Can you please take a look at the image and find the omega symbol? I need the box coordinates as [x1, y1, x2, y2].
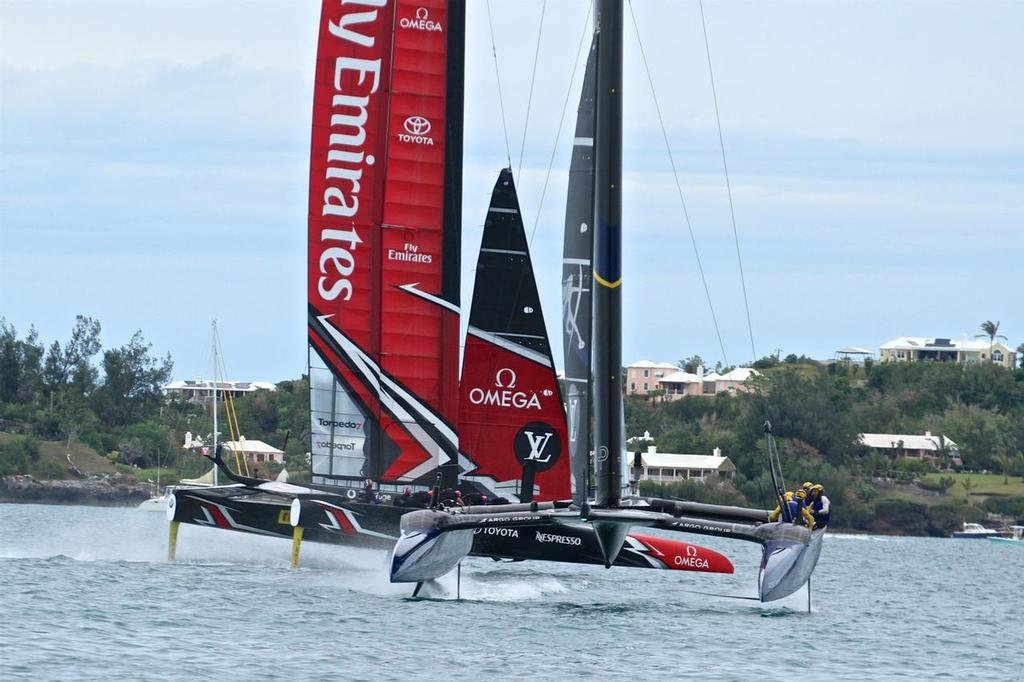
[495, 368, 517, 388]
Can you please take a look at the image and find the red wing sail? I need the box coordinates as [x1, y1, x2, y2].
[458, 169, 572, 503]
[308, 0, 461, 486]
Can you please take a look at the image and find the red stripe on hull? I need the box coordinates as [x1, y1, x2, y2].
[630, 533, 734, 574]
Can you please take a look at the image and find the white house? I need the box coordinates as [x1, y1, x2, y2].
[657, 366, 759, 401]
[859, 432, 961, 467]
[164, 379, 278, 403]
[879, 336, 1016, 369]
[633, 445, 735, 483]
[220, 439, 286, 465]
[626, 360, 680, 395]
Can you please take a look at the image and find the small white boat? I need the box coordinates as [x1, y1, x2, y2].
[952, 522, 1002, 539]
[989, 526, 1024, 546]
[137, 467, 218, 511]
[137, 489, 172, 512]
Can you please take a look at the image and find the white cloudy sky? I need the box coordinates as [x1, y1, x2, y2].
[1, 0, 1021, 381]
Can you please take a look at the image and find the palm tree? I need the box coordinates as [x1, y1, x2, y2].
[960, 476, 976, 500]
[992, 454, 1013, 485]
[976, 320, 1007, 363]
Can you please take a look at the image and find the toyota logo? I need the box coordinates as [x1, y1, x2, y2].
[404, 116, 431, 135]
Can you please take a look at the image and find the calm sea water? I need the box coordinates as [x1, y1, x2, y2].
[1, 503, 1021, 681]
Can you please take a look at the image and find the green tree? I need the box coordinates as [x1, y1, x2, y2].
[679, 355, 705, 374]
[92, 331, 173, 426]
[117, 421, 173, 469]
[992, 454, 1014, 485]
[58, 397, 98, 450]
[736, 369, 858, 471]
[41, 316, 102, 410]
[939, 403, 1015, 471]
[960, 476, 976, 500]
[0, 321, 45, 405]
[976, 320, 1007, 363]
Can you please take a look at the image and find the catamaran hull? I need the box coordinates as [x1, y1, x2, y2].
[758, 527, 825, 602]
[169, 488, 732, 574]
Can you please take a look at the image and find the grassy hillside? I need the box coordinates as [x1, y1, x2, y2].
[921, 472, 1024, 498]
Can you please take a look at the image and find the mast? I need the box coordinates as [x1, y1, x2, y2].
[211, 320, 218, 486]
[440, 0, 466, 491]
[591, 0, 625, 508]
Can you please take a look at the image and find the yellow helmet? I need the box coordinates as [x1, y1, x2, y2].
[796, 489, 807, 499]
[784, 491, 794, 500]
[802, 481, 813, 489]
[812, 484, 824, 492]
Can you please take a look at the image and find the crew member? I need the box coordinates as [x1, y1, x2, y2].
[808, 484, 831, 529]
[794, 489, 816, 527]
[769, 491, 799, 522]
[394, 487, 413, 507]
[361, 478, 377, 503]
[801, 481, 814, 498]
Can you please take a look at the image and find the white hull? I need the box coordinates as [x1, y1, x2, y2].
[137, 496, 169, 512]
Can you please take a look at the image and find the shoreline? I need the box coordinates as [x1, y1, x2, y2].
[0, 475, 150, 507]
[0, 488, 955, 538]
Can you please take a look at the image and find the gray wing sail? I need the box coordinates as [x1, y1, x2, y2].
[561, 37, 597, 505]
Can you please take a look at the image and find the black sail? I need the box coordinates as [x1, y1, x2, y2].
[459, 168, 572, 503]
[561, 37, 598, 506]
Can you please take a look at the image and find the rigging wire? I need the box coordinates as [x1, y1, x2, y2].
[627, 0, 729, 368]
[698, 0, 757, 362]
[486, 0, 513, 168]
[472, 3, 594, 438]
[212, 322, 249, 476]
[528, 2, 593, 246]
[517, 0, 548, 181]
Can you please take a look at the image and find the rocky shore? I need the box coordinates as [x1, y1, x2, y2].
[0, 475, 151, 506]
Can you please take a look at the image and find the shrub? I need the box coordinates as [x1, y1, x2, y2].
[927, 499, 985, 536]
[981, 496, 1024, 519]
[872, 498, 929, 535]
[35, 459, 67, 480]
[638, 478, 748, 506]
[0, 434, 39, 475]
[855, 481, 878, 501]
[918, 476, 955, 493]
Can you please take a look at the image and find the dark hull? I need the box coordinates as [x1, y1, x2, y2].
[169, 486, 728, 572]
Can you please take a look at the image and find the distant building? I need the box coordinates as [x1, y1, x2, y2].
[220, 439, 285, 465]
[632, 445, 735, 483]
[834, 347, 874, 363]
[164, 379, 277, 403]
[658, 366, 759, 401]
[626, 361, 680, 395]
[859, 432, 961, 467]
[879, 336, 1016, 369]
